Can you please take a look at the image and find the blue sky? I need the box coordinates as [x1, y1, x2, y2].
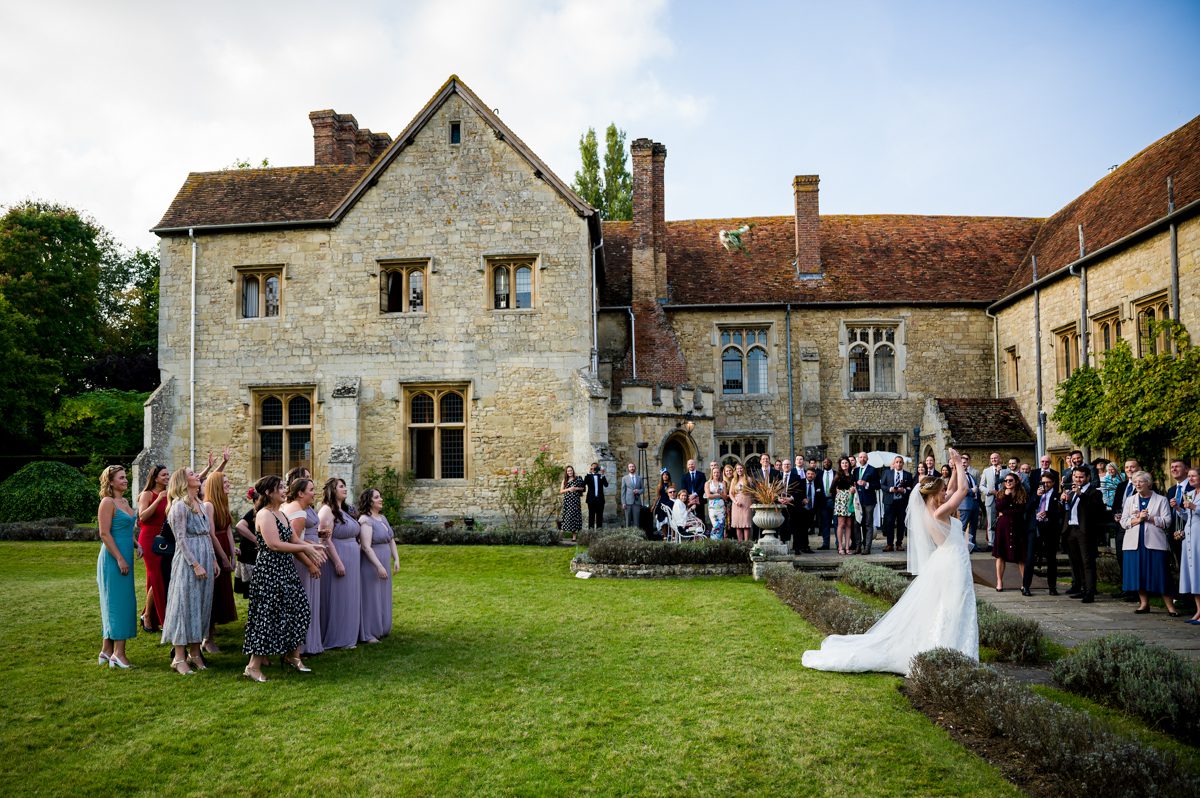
[2, 1, 1197, 249]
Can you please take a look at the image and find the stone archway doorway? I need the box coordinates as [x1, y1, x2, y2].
[660, 432, 697, 490]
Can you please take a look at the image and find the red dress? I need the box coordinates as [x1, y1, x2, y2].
[210, 523, 238, 625]
[137, 490, 168, 629]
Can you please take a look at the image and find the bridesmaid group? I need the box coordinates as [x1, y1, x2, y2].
[95, 458, 400, 681]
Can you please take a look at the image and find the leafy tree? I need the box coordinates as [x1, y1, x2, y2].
[87, 246, 159, 390]
[571, 123, 632, 220]
[0, 294, 60, 448]
[1053, 321, 1199, 476]
[601, 124, 633, 221]
[572, 128, 603, 211]
[225, 157, 271, 170]
[43, 389, 149, 479]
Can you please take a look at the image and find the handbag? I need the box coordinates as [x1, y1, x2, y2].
[151, 518, 175, 558]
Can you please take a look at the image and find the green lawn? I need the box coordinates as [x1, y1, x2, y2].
[0, 543, 1019, 797]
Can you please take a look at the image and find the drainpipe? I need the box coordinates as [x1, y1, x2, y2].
[627, 307, 637, 380]
[1068, 225, 1089, 461]
[985, 304, 1000, 399]
[590, 237, 602, 376]
[1169, 177, 1180, 321]
[1032, 255, 1045, 459]
[785, 303, 795, 458]
[189, 228, 197, 468]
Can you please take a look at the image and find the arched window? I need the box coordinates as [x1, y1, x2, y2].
[1135, 293, 1171, 356]
[408, 387, 467, 479]
[253, 389, 314, 477]
[515, 266, 532, 309]
[719, 327, 769, 394]
[846, 324, 900, 394]
[242, 274, 259, 318]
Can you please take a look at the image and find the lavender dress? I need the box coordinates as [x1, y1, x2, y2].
[359, 515, 394, 642]
[291, 506, 323, 656]
[320, 509, 362, 649]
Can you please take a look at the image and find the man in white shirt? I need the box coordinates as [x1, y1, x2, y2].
[978, 452, 1008, 550]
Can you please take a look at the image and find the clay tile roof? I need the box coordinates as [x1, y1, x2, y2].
[936, 398, 1035, 446]
[601, 214, 1041, 306]
[1000, 113, 1200, 298]
[153, 165, 368, 232]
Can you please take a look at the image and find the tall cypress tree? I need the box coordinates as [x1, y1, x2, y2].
[602, 124, 632, 221]
[572, 127, 603, 211]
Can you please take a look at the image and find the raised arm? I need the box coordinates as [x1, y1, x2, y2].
[932, 449, 968, 523]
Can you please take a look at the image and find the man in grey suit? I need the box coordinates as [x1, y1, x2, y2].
[619, 463, 645, 528]
[978, 451, 1009, 550]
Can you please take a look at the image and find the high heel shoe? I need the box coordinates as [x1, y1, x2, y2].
[242, 667, 267, 683]
[283, 656, 312, 673]
[283, 652, 312, 672]
[202, 638, 221, 654]
[109, 654, 132, 669]
[186, 654, 207, 671]
[98, 652, 110, 665]
[171, 657, 193, 675]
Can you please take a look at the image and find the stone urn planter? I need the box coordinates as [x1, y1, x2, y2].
[751, 503, 787, 556]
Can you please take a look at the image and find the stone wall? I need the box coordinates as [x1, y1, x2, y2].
[570, 557, 750, 578]
[665, 305, 996, 463]
[153, 92, 602, 523]
[995, 216, 1198, 458]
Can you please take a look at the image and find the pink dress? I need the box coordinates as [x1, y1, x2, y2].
[731, 482, 753, 528]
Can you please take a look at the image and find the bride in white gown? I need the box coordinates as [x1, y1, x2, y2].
[802, 447, 979, 675]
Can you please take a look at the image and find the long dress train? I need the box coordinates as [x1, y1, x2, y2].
[802, 496, 978, 675]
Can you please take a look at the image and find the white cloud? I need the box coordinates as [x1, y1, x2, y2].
[0, 0, 707, 249]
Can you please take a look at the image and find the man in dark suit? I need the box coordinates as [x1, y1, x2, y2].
[1023, 471, 1064, 595]
[797, 466, 825, 553]
[1109, 458, 1143, 595]
[818, 457, 835, 549]
[777, 458, 805, 552]
[880, 455, 912, 552]
[750, 453, 781, 541]
[852, 451, 880, 554]
[1061, 465, 1105, 602]
[584, 462, 609, 529]
[1029, 454, 1060, 495]
[679, 458, 706, 528]
[1166, 458, 1191, 604]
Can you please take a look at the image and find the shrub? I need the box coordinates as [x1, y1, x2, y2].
[392, 524, 562, 546]
[765, 567, 882, 635]
[361, 465, 412, 523]
[1053, 634, 1200, 744]
[576, 526, 644, 547]
[975, 599, 1045, 663]
[497, 450, 563, 530]
[908, 648, 1199, 798]
[836, 559, 910, 603]
[587, 537, 752, 566]
[0, 461, 96, 523]
[1096, 550, 1122, 584]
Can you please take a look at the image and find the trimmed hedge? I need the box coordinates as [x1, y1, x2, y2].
[1052, 634, 1200, 745]
[576, 526, 645, 547]
[908, 648, 1199, 798]
[0, 461, 96, 524]
[586, 537, 752, 566]
[837, 559, 1046, 663]
[764, 566, 882, 635]
[0, 517, 97, 541]
[393, 525, 562, 546]
[836, 559, 910, 603]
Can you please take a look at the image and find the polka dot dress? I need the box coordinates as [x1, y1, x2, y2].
[243, 511, 310, 656]
[560, 476, 584, 533]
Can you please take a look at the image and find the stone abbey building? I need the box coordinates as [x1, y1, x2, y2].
[142, 76, 1199, 522]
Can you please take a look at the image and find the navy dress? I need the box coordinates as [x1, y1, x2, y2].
[1122, 496, 1168, 594]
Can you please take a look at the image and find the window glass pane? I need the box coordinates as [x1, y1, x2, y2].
[261, 397, 283, 426]
[747, 347, 767, 393]
[515, 267, 532, 309]
[885, 328, 895, 343]
[720, 330, 730, 346]
[260, 430, 283, 477]
[385, 270, 404, 312]
[264, 275, 280, 317]
[722, 348, 743, 394]
[411, 429, 434, 479]
[287, 430, 311, 473]
[440, 392, 464, 424]
[874, 344, 895, 392]
[493, 268, 509, 309]
[719, 440, 729, 456]
[440, 428, 465, 479]
[849, 345, 870, 392]
[732, 331, 742, 346]
[288, 396, 311, 426]
[409, 270, 424, 311]
[242, 275, 259, 318]
[411, 393, 434, 424]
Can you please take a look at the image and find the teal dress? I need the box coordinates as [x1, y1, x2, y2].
[97, 505, 138, 640]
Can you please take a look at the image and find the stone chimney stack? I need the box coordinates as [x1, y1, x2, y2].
[310, 110, 392, 165]
[793, 174, 821, 275]
[631, 138, 669, 302]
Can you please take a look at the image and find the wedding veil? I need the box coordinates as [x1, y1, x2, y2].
[905, 496, 935, 575]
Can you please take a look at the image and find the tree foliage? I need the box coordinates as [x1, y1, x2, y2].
[0, 293, 60, 447]
[0, 460, 96, 524]
[88, 246, 159, 390]
[1052, 321, 1198, 475]
[571, 123, 632, 220]
[43, 390, 150, 479]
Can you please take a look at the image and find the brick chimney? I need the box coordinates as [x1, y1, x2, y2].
[631, 138, 668, 302]
[793, 174, 821, 275]
[310, 110, 392, 165]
